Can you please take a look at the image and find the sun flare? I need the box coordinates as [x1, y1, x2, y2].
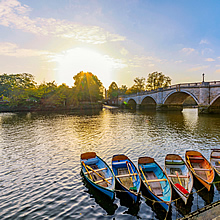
[52, 47, 126, 88]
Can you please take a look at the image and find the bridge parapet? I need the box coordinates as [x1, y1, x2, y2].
[118, 81, 220, 114]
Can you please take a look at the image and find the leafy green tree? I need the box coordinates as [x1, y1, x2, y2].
[107, 82, 119, 98]
[73, 71, 103, 102]
[125, 77, 146, 95]
[146, 71, 171, 90]
[119, 85, 127, 95]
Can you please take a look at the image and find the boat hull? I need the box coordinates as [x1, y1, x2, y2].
[81, 152, 115, 200]
[112, 154, 141, 203]
[138, 157, 172, 212]
[185, 150, 214, 191]
[164, 154, 193, 205]
[210, 149, 220, 176]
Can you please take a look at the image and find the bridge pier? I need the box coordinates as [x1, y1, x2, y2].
[198, 105, 210, 114]
[156, 104, 183, 112]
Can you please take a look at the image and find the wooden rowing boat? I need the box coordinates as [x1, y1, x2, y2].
[210, 149, 220, 176]
[112, 154, 141, 203]
[81, 152, 115, 199]
[164, 154, 193, 204]
[185, 150, 215, 191]
[138, 157, 172, 212]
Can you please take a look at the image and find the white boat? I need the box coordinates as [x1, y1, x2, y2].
[210, 149, 220, 176]
[165, 154, 193, 204]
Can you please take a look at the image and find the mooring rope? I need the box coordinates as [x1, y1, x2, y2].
[114, 179, 220, 205]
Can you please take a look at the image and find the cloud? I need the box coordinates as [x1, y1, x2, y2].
[205, 58, 215, 62]
[188, 65, 209, 72]
[215, 69, 220, 73]
[0, 0, 125, 44]
[0, 42, 50, 57]
[199, 39, 209, 44]
[181, 48, 195, 55]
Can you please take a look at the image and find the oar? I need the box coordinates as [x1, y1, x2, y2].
[86, 165, 111, 184]
[187, 156, 195, 173]
[186, 172, 189, 190]
[139, 166, 151, 191]
[82, 161, 92, 180]
[128, 162, 137, 181]
[126, 161, 134, 183]
[175, 171, 182, 186]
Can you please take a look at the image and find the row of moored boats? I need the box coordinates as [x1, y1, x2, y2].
[80, 149, 220, 212]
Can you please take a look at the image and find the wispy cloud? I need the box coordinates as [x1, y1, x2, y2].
[188, 65, 209, 72]
[180, 48, 195, 55]
[0, 42, 50, 57]
[129, 55, 162, 68]
[215, 69, 220, 73]
[0, 0, 125, 44]
[205, 58, 215, 62]
[199, 39, 209, 44]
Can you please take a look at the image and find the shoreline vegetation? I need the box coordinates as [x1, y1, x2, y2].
[0, 72, 104, 113]
[0, 71, 174, 114]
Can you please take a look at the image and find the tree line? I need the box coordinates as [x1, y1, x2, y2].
[107, 71, 171, 99]
[0, 71, 171, 108]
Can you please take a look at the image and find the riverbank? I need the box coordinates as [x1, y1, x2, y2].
[0, 102, 102, 112]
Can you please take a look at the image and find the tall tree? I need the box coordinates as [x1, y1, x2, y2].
[146, 71, 171, 90]
[73, 71, 103, 102]
[107, 82, 119, 98]
[125, 77, 146, 94]
[119, 85, 127, 95]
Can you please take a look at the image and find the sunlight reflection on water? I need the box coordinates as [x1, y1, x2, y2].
[0, 109, 220, 219]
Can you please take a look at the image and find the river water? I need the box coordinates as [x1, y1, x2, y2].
[0, 108, 220, 219]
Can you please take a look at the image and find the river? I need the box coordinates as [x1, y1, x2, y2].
[0, 108, 220, 219]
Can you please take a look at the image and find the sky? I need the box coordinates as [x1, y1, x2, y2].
[0, 0, 220, 88]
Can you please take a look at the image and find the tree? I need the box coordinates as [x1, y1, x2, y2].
[146, 71, 171, 90]
[73, 71, 103, 102]
[119, 85, 127, 95]
[125, 77, 146, 95]
[107, 82, 119, 98]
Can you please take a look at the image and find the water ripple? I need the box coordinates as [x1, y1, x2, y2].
[0, 109, 220, 219]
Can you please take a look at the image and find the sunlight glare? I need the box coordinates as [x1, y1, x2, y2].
[53, 48, 126, 88]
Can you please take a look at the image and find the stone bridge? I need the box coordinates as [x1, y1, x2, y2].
[118, 81, 220, 113]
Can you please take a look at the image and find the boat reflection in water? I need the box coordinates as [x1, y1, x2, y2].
[172, 186, 193, 217]
[81, 174, 118, 216]
[193, 176, 214, 206]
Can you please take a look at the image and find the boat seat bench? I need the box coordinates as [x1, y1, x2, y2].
[94, 177, 113, 184]
[188, 157, 204, 160]
[193, 168, 212, 171]
[211, 156, 220, 159]
[116, 173, 138, 178]
[168, 174, 189, 178]
[145, 178, 167, 183]
[85, 167, 107, 174]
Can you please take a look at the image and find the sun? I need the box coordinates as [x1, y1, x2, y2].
[52, 47, 126, 88]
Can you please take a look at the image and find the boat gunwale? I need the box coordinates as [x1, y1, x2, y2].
[164, 153, 193, 202]
[138, 156, 172, 206]
[185, 150, 215, 190]
[112, 154, 141, 198]
[81, 153, 115, 197]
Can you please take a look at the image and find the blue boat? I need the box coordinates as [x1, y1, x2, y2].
[112, 154, 141, 203]
[138, 157, 172, 212]
[81, 152, 115, 199]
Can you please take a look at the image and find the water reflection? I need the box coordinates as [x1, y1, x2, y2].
[81, 174, 118, 216]
[1, 109, 220, 219]
[193, 177, 214, 206]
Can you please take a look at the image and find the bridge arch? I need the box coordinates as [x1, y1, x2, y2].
[140, 96, 157, 110]
[163, 91, 199, 105]
[209, 94, 220, 113]
[127, 98, 137, 109]
[210, 94, 220, 106]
